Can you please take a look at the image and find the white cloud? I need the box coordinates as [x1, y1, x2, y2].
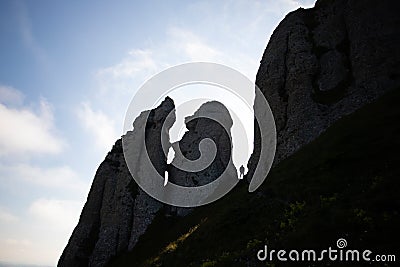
[0, 163, 88, 195]
[0, 208, 18, 223]
[0, 237, 49, 266]
[95, 49, 158, 95]
[15, 1, 49, 68]
[98, 49, 157, 79]
[0, 85, 83, 265]
[29, 198, 82, 232]
[0, 238, 35, 264]
[94, 26, 256, 102]
[0, 87, 65, 157]
[168, 27, 221, 62]
[77, 102, 119, 152]
[0, 85, 24, 106]
[0, 198, 83, 266]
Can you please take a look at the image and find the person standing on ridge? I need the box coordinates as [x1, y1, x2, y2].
[239, 165, 245, 179]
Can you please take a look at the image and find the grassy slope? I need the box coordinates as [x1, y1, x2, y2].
[109, 88, 400, 267]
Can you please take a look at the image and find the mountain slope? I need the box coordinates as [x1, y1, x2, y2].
[108, 87, 400, 266]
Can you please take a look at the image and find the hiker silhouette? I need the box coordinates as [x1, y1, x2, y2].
[239, 165, 245, 179]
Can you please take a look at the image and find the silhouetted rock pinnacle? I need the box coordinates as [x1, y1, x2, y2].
[58, 98, 236, 266]
[58, 97, 174, 267]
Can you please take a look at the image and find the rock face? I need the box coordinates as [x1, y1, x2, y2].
[59, 99, 236, 266]
[169, 101, 235, 187]
[247, 0, 400, 180]
[124, 97, 175, 250]
[168, 101, 237, 216]
[58, 97, 175, 267]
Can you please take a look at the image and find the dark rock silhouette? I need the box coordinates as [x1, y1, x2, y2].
[167, 101, 237, 216]
[169, 101, 235, 187]
[58, 99, 236, 266]
[58, 97, 174, 267]
[246, 0, 399, 181]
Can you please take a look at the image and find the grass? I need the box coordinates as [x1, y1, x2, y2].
[108, 88, 400, 267]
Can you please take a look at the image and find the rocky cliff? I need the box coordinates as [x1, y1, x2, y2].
[59, 0, 399, 266]
[247, 0, 399, 181]
[169, 101, 235, 187]
[58, 99, 236, 266]
[168, 101, 237, 216]
[58, 97, 175, 267]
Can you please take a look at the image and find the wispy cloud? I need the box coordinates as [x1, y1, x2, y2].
[93, 26, 257, 106]
[0, 85, 85, 265]
[0, 164, 88, 195]
[97, 49, 157, 79]
[76, 102, 119, 152]
[14, 1, 48, 67]
[0, 86, 65, 157]
[0, 198, 82, 266]
[0, 85, 24, 106]
[167, 27, 221, 62]
[0, 208, 18, 223]
[92, 49, 162, 125]
[29, 198, 83, 232]
[0, 238, 34, 263]
[89, 0, 310, 147]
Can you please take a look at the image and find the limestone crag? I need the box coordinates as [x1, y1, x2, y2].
[168, 101, 237, 216]
[247, 0, 400, 181]
[169, 101, 235, 187]
[58, 99, 237, 266]
[58, 98, 175, 267]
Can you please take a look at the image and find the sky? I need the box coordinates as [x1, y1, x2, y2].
[0, 0, 315, 266]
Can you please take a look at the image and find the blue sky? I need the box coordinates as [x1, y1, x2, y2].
[0, 0, 315, 265]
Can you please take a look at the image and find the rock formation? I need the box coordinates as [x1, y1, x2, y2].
[58, 97, 174, 267]
[58, 99, 236, 266]
[247, 0, 400, 181]
[168, 101, 237, 216]
[60, 0, 400, 266]
[169, 101, 235, 187]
